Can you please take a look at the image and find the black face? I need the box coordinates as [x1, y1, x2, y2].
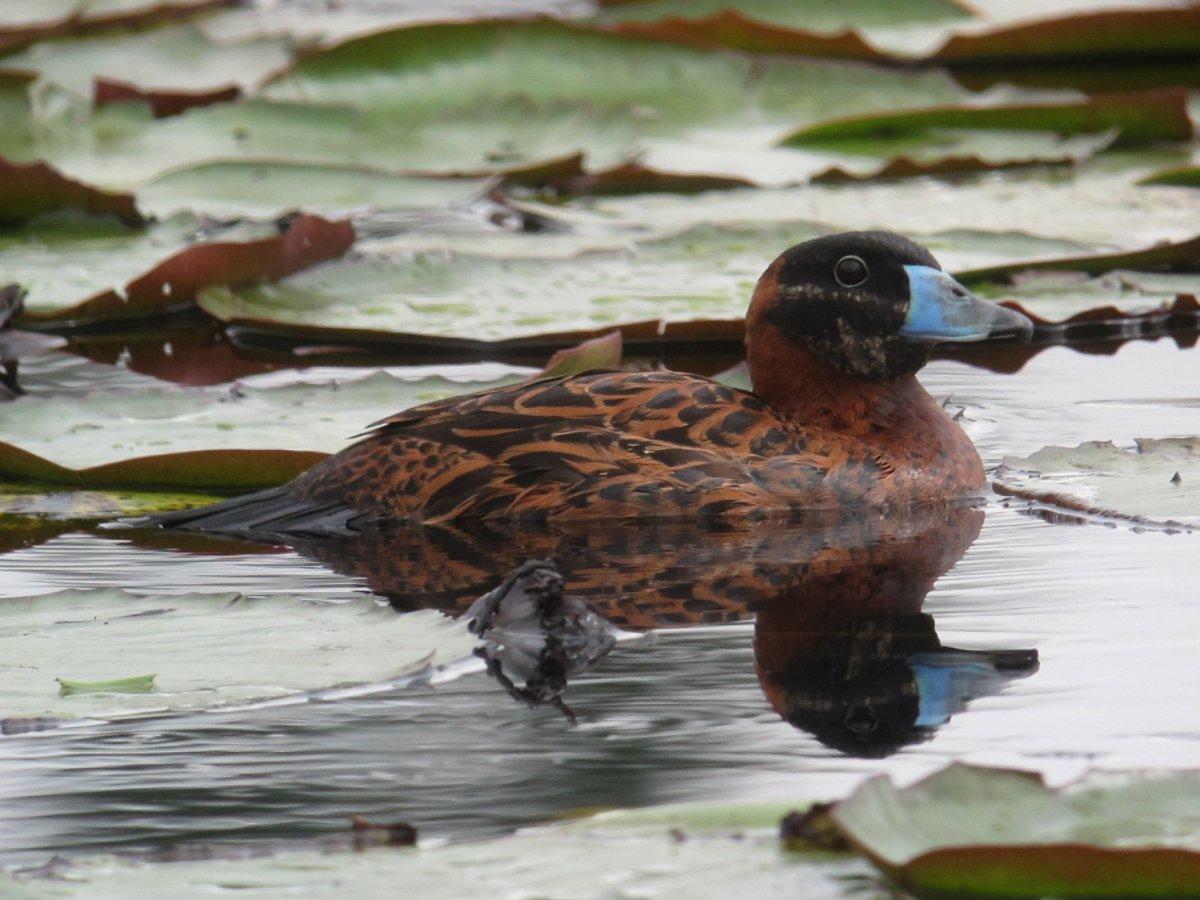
[764, 231, 940, 381]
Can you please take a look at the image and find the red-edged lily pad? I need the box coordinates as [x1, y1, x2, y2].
[0, 155, 142, 226]
[831, 764, 1200, 898]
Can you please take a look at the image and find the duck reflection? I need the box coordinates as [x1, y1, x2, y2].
[140, 503, 1038, 756]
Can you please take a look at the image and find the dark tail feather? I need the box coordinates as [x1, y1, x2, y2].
[121, 487, 368, 538]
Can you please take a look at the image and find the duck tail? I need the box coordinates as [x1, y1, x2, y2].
[115, 486, 367, 538]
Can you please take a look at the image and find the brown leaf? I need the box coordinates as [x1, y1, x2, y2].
[0, 156, 143, 227]
[93, 77, 241, 120]
[20, 214, 355, 329]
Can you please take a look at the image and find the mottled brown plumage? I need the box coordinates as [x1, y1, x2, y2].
[154, 232, 1030, 533]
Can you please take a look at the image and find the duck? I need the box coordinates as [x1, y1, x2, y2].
[152, 231, 1032, 535]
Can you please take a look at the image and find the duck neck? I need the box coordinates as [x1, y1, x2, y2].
[745, 326, 934, 437]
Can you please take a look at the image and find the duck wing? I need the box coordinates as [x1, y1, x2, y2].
[147, 370, 828, 535]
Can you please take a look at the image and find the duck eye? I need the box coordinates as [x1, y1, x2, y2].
[834, 255, 869, 288]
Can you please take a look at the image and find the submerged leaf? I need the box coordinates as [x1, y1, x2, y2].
[831, 764, 1200, 897]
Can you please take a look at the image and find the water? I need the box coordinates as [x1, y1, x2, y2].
[0, 337, 1197, 868]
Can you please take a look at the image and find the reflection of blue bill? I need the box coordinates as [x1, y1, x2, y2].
[910, 653, 1006, 728]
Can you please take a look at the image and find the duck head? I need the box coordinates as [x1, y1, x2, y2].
[746, 231, 1033, 384]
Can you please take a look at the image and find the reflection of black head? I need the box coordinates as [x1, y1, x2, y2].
[770, 614, 937, 758]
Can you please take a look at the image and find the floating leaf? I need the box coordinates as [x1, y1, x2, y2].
[0, 365, 528, 489]
[197, 222, 828, 345]
[56, 673, 156, 696]
[93, 77, 240, 119]
[0, 588, 477, 726]
[198, 217, 1197, 347]
[15, 212, 354, 327]
[781, 90, 1193, 152]
[809, 152, 1077, 184]
[931, 7, 1200, 67]
[1, 811, 869, 893]
[831, 764, 1200, 898]
[0, 0, 234, 55]
[0, 155, 142, 226]
[958, 234, 1200, 286]
[995, 437, 1200, 528]
[0, 23, 287, 100]
[138, 160, 488, 220]
[539, 330, 623, 377]
[1140, 166, 1200, 188]
[0, 485, 221, 520]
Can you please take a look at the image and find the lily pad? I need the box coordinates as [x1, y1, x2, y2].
[781, 90, 1193, 153]
[1140, 166, 1200, 188]
[0, 155, 142, 226]
[198, 214, 1198, 346]
[831, 764, 1200, 898]
[11, 212, 353, 326]
[1, 812, 867, 895]
[197, 221, 828, 344]
[0, 365, 529, 489]
[0, 588, 477, 726]
[0, 0, 232, 54]
[930, 6, 1200, 67]
[56, 673, 156, 696]
[994, 437, 1200, 528]
[93, 77, 240, 119]
[137, 160, 489, 220]
[0, 24, 288, 99]
[0, 484, 221, 519]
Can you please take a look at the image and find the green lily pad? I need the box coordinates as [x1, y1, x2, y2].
[56, 673, 156, 695]
[1140, 165, 1200, 188]
[0, 24, 289, 99]
[0, 365, 529, 488]
[198, 221, 829, 343]
[1, 812, 868, 895]
[594, 0, 971, 33]
[781, 90, 1193, 153]
[0, 484, 220, 519]
[138, 159, 489, 220]
[0, 0, 232, 53]
[198, 210, 1197, 346]
[995, 437, 1200, 528]
[831, 764, 1200, 898]
[2, 14, 1163, 194]
[0, 588, 477, 725]
[9, 212, 353, 326]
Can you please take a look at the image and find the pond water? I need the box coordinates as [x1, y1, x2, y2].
[0, 336, 1196, 868]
